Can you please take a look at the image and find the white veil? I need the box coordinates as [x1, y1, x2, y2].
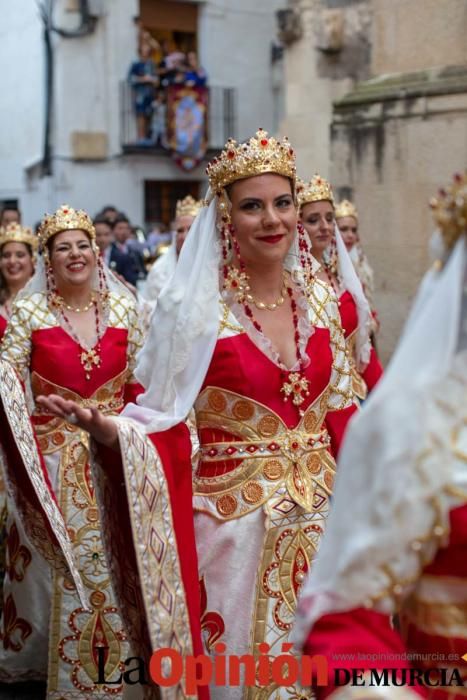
[293, 232, 467, 645]
[124, 192, 221, 432]
[143, 237, 178, 301]
[16, 251, 136, 305]
[333, 225, 372, 366]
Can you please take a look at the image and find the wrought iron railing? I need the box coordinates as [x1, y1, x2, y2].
[120, 82, 237, 152]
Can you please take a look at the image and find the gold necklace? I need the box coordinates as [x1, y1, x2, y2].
[61, 293, 96, 313]
[244, 274, 288, 311]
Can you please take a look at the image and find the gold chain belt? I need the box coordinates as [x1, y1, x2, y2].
[200, 429, 331, 462]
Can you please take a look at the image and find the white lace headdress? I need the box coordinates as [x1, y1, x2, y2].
[297, 176, 371, 366]
[333, 224, 372, 366]
[17, 203, 135, 306]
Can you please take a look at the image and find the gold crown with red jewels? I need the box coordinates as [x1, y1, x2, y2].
[0, 223, 38, 253]
[38, 204, 96, 246]
[206, 128, 296, 193]
[175, 195, 204, 219]
[296, 174, 334, 208]
[430, 172, 467, 250]
[335, 199, 358, 221]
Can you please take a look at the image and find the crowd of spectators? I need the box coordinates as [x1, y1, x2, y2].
[93, 206, 174, 289]
[128, 26, 207, 145]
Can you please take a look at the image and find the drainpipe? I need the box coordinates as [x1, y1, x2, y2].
[38, 0, 98, 176]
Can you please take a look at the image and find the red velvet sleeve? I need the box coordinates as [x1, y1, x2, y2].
[123, 380, 144, 405]
[95, 423, 209, 700]
[362, 347, 383, 393]
[304, 608, 427, 698]
[324, 403, 357, 458]
[151, 425, 206, 669]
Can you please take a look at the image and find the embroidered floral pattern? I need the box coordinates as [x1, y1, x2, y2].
[6, 522, 32, 582]
[0, 595, 33, 652]
[199, 576, 225, 652]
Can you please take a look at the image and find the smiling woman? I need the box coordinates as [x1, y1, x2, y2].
[0, 224, 37, 339]
[298, 175, 383, 401]
[33, 132, 359, 700]
[0, 205, 145, 697]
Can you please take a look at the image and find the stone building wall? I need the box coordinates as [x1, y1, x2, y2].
[330, 0, 467, 361]
[281, 0, 467, 362]
[279, 0, 372, 177]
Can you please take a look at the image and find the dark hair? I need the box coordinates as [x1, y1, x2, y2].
[94, 214, 112, 227]
[114, 213, 130, 225]
[0, 205, 21, 225]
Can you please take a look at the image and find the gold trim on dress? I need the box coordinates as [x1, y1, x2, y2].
[92, 419, 195, 698]
[193, 386, 336, 518]
[31, 369, 128, 453]
[0, 360, 86, 605]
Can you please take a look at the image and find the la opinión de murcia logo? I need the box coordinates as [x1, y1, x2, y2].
[95, 644, 467, 694]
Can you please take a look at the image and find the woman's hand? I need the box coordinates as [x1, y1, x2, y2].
[36, 394, 119, 450]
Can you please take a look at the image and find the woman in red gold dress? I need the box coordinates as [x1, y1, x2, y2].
[335, 199, 377, 312]
[145, 195, 203, 301]
[298, 176, 383, 400]
[0, 223, 38, 613]
[0, 223, 37, 339]
[38, 131, 357, 700]
[294, 173, 467, 699]
[0, 205, 143, 697]
[335, 198, 381, 341]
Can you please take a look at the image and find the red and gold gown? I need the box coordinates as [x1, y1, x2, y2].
[0, 290, 143, 699]
[302, 354, 467, 699]
[338, 290, 383, 400]
[0, 309, 8, 610]
[92, 278, 358, 700]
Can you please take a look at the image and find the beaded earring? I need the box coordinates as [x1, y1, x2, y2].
[96, 254, 110, 305]
[297, 222, 315, 288]
[222, 223, 249, 300]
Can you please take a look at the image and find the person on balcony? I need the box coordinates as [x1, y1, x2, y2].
[184, 51, 208, 87]
[150, 90, 168, 147]
[128, 41, 159, 144]
[158, 46, 187, 88]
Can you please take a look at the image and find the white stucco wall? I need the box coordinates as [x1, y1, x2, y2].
[1, 0, 284, 226]
[198, 0, 284, 141]
[0, 3, 44, 199]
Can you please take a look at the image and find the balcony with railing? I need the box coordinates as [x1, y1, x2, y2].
[120, 81, 237, 159]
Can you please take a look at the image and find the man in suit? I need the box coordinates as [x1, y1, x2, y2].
[112, 214, 147, 286]
[94, 215, 137, 285]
